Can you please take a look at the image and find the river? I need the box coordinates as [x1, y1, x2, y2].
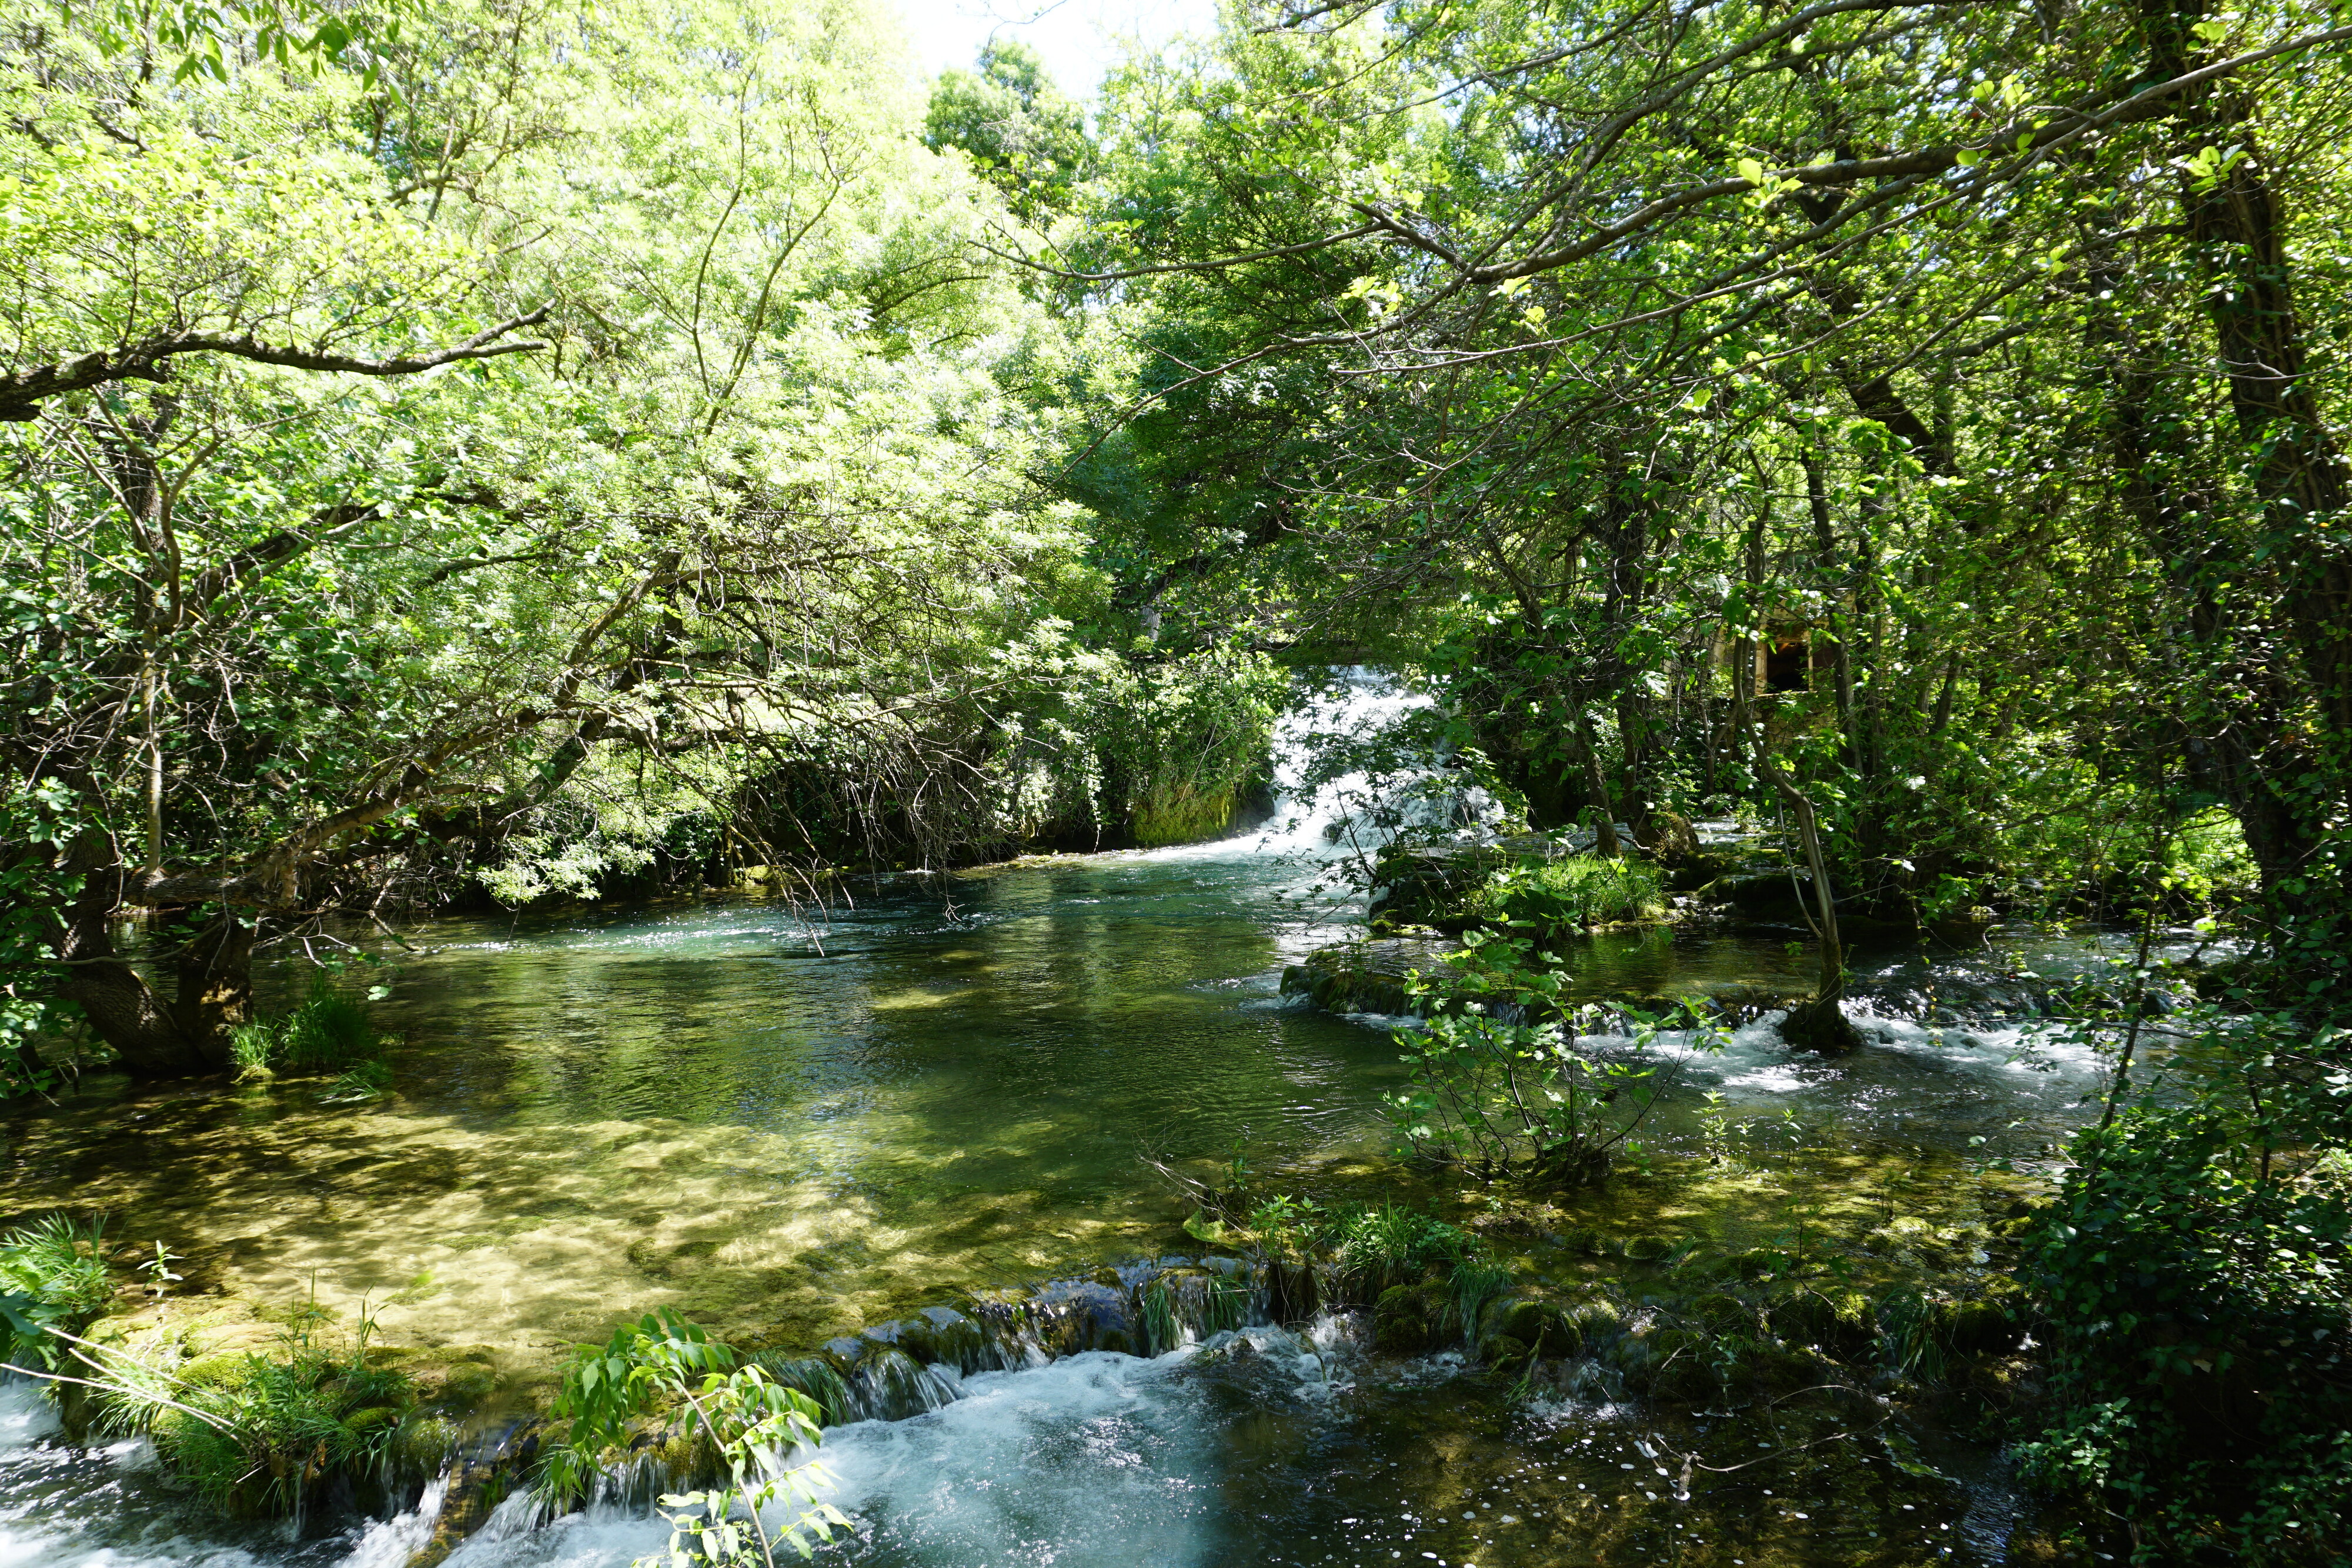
[0, 677, 2156, 1566]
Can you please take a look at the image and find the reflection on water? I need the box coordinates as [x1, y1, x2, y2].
[1, 850, 1412, 1358]
[1, 844, 2156, 1359]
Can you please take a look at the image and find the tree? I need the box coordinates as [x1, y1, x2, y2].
[0, 0, 1131, 1081]
[924, 39, 1091, 225]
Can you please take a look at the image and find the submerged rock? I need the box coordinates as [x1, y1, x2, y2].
[1496, 1299, 1582, 1358]
[1279, 935, 1460, 1016]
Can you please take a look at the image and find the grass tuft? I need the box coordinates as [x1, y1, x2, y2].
[0, 1213, 113, 1368]
[229, 982, 389, 1084]
[1462, 854, 1666, 937]
[92, 1298, 418, 1518]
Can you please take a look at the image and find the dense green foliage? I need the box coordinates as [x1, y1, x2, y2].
[1455, 855, 1666, 938]
[1, 0, 2349, 1554]
[540, 1310, 842, 1566]
[0, 0, 1277, 1086]
[1058, 5, 2352, 1539]
[2020, 1011, 2352, 1562]
[1389, 934, 1726, 1182]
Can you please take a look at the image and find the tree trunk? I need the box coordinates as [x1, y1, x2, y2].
[1802, 446, 1860, 768]
[1737, 509, 1860, 1054]
[1573, 711, 1623, 857]
[2134, 0, 2352, 913]
[49, 830, 238, 1077]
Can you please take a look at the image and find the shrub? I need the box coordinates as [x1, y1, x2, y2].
[2017, 1012, 2352, 1564]
[539, 1310, 846, 1567]
[1449, 1259, 1512, 1346]
[228, 1021, 276, 1081]
[1387, 932, 1725, 1183]
[92, 1300, 416, 1517]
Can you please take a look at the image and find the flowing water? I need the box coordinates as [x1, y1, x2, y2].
[0, 674, 2155, 1564]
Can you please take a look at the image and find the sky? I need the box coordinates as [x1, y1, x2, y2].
[888, 0, 1220, 98]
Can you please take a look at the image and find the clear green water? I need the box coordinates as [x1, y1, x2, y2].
[4, 848, 1414, 1360]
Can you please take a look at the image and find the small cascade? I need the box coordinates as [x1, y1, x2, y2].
[1250, 668, 1505, 857]
[750, 1256, 1261, 1430]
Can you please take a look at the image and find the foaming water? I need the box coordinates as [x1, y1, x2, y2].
[424, 1314, 2014, 1568]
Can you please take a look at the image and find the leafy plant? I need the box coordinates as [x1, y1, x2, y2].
[1385, 931, 1726, 1183]
[1244, 1193, 1322, 1256]
[2018, 1010, 2352, 1563]
[0, 1213, 113, 1369]
[539, 1310, 846, 1566]
[281, 985, 382, 1072]
[1459, 855, 1666, 937]
[138, 1242, 183, 1300]
[91, 1293, 415, 1517]
[228, 1021, 277, 1081]
[1326, 1202, 1476, 1297]
[222, 984, 388, 1083]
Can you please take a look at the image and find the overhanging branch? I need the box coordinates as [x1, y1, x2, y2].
[0, 305, 554, 422]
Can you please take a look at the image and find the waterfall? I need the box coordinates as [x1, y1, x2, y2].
[1250, 667, 1505, 856]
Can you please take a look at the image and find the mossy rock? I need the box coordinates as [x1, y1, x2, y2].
[342, 1405, 402, 1438]
[1568, 1299, 1622, 1339]
[1561, 1226, 1623, 1258]
[1373, 1284, 1436, 1355]
[1946, 1297, 2024, 1355]
[1497, 1300, 1582, 1358]
[178, 1350, 258, 1390]
[1684, 1291, 1753, 1334]
[435, 1360, 500, 1405]
[1478, 1331, 1534, 1373]
[1623, 1233, 1680, 1263]
[1748, 1343, 1826, 1395]
[1649, 1335, 1718, 1402]
[391, 1415, 459, 1473]
[1768, 1288, 1875, 1351]
[1646, 1326, 1698, 1360]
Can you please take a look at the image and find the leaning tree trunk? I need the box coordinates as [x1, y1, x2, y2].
[50, 831, 242, 1076]
[1768, 774, 1862, 1055]
[1736, 523, 1862, 1054]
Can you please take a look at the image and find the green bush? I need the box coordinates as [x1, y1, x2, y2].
[1450, 1259, 1512, 1347]
[1460, 854, 1665, 938]
[539, 1310, 846, 1565]
[2018, 1013, 2352, 1564]
[1388, 932, 1724, 1182]
[95, 1303, 416, 1517]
